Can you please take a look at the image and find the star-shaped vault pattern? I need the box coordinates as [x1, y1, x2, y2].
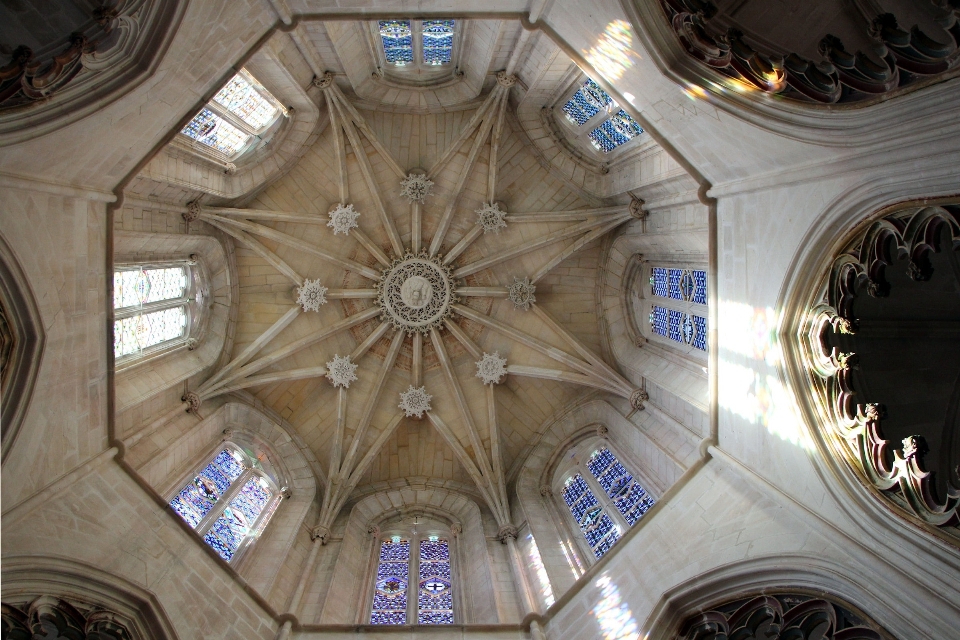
[186, 78, 641, 535]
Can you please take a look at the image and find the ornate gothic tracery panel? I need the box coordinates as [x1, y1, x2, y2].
[802, 201, 960, 541]
[678, 592, 894, 639]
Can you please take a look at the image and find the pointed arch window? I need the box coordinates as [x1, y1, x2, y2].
[648, 266, 708, 352]
[377, 19, 458, 70]
[179, 69, 285, 159]
[113, 263, 203, 362]
[558, 77, 644, 154]
[556, 441, 656, 560]
[370, 532, 456, 625]
[168, 444, 282, 562]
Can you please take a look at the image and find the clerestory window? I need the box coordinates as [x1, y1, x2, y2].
[559, 77, 644, 154]
[377, 19, 458, 71]
[179, 69, 285, 160]
[648, 266, 708, 352]
[370, 531, 455, 625]
[113, 262, 204, 363]
[168, 444, 283, 562]
[556, 441, 656, 560]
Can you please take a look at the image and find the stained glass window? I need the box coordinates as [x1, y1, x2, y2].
[170, 449, 247, 529]
[422, 20, 455, 65]
[114, 267, 186, 309]
[371, 538, 411, 624]
[213, 74, 279, 130]
[180, 108, 250, 156]
[692, 269, 707, 305]
[114, 307, 186, 357]
[379, 20, 414, 66]
[203, 475, 274, 561]
[561, 474, 620, 559]
[651, 268, 706, 304]
[586, 448, 656, 527]
[651, 267, 668, 298]
[418, 538, 454, 624]
[651, 305, 668, 337]
[588, 110, 643, 153]
[562, 79, 614, 126]
[649, 305, 706, 351]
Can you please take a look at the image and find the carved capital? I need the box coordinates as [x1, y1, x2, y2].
[633, 334, 648, 347]
[629, 196, 648, 220]
[596, 424, 609, 438]
[367, 524, 381, 538]
[182, 391, 202, 415]
[450, 523, 462, 537]
[312, 71, 335, 89]
[281, 487, 292, 499]
[539, 485, 553, 497]
[311, 525, 331, 543]
[183, 200, 202, 222]
[630, 389, 649, 410]
[224, 162, 237, 175]
[496, 524, 518, 543]
[496, 70, 518, 87]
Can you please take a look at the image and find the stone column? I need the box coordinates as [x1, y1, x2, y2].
[285, 525, 329, 620]
[497, 524, 537, 618]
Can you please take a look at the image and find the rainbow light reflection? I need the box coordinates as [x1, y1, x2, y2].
[583, 20, 636, 82]
[718, 302, 812, 449]
[525, 533, 555, 607]
[592, 575, 639, 640]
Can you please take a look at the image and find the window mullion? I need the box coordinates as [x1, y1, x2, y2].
[409, 535, 420, 623]
[205, 100, 258, 136]
[413, 20, 423, 69]
[585, 456, 631, 534]
[197, 468, 251, 536]
[114, 297, 188, 320]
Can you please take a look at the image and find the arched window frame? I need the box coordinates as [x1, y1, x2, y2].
[369, 19, 463, 83]
[553, 74, 645, 159]
[166, 441, 284, 564]
[364, 521, 460, 626]
[175, 68, 287, 165]
[640, 261, 709, 359]
[113, 258, 209, 370]
[551, 435, 657, 564]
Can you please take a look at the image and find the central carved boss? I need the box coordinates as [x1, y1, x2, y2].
[377, 254, 456, 333]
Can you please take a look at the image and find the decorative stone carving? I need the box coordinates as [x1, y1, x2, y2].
[311, 525, 331, 543]
[1, 595, 133, 640]
[450, 523, 462, 537]
[400, 173, 434, 203]
[183, 200, 202, 222]
[281, 486, 293, 499]
[327, 203, 360, 236]
[377, 254, 456, 334]
[185, 337, 198, 351]
[399, 385, 432, 418]
[325, 354, 358, 388]
[678, 592, 893, 640]
[629, 196, 648, 220]
[630, 389, 649, 410]
[496, 71, 518, 87]
[224, 162, 237, 175]
[475, 352, 508, 385]
[539, 485, 553, 497]
[596, 424, 609, 438]
[312, 71, 335, 89]
[297, 279, 328, 312]
[508, 277, 536, 310]
[476, 202, 508, 234]
[659, 0, 960, 105]
[182, 391, 202, 415]
[803, 204, 960, 533]
[367, 524, 381, 538]
[496, 524, 518, 543]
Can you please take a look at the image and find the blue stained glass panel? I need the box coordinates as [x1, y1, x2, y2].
[563, 474, 619, 557]
[418, 538, 453, 624]
[651, 267, 668, 298]
[587, 448, 656, 527]
[651, 305, 668, 337]
[692, 315, 707, 351]
[668, 269, 683, 300]
[592, 526, 620, 558]
[589, 110, 643, 153]
[230, 477, 272, 523]
[692, 269, 707, 305]
[669, 309, 685, 343]
[422, 19, 455, 65]
[379, 20, 413, 65]
[180, 108, 250, 155]
[562, 78, 613, 126]
[213, 449, 246, 481]
[203, 506, 250, 561]
[372, 539, 410, 625]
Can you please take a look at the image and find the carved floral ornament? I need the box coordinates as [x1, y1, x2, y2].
[1, 595, 133, 640]
[659, 0, 960, 105]
[802, 204, 960, 538]
[678, 592, 893, 640]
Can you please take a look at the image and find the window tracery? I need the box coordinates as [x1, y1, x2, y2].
[559, 77, 644, 154]
[376, 19, 458, 71]
[646, 266, 708, 352]
[555, 439, 656, 560]
[179, 69, 283, 160]
[370, 529, 456, 625]
[113, 263, 203, 361]
[168, 444, 282, 562]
